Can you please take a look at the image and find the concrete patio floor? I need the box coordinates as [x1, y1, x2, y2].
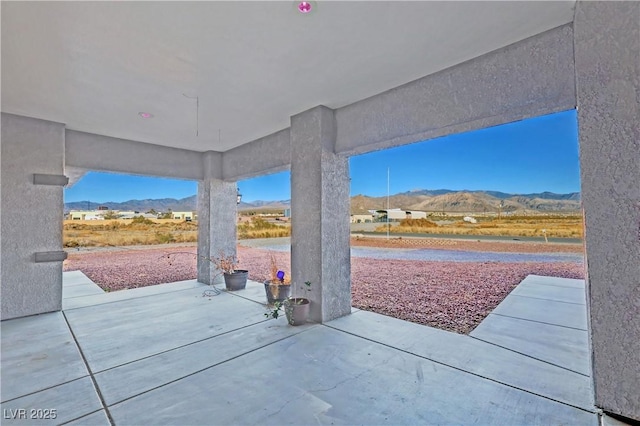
[1, 272, 598, 425]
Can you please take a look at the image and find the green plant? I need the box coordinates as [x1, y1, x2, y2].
[265, 281, 311, 319]
[101, 210, 121, 220]
[265, 300, 284, 319]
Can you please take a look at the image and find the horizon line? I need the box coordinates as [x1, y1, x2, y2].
[64, 188, 581, 205]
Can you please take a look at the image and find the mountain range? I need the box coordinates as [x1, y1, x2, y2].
[350, 190, 580, 214]
[65, 189, 580, 214]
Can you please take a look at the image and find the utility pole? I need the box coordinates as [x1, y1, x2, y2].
[387, 167, 390, 240]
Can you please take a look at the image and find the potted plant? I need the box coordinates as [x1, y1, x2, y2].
[209, 251, 248, 291]
[265, 281, 311, 326]
[263, 254, 291, 304]
[162, 250, 248, 294]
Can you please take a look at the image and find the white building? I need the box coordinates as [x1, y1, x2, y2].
[67, 210, 105, 220]
[172, 211, 197, 221]
[373, 209, 428, 221]
[350, 214, 373, 224]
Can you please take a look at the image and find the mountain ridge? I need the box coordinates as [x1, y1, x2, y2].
[65, 189, 580, 213]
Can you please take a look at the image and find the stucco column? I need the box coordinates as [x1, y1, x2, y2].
[574, 1, 640, 421]
[290, 106, 351, 323]
[1, 114, 67, 320]
[197, 151, 237, 284]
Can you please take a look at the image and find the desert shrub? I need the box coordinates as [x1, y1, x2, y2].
[126, 223, 153, 231]
[131, 216, 155, 225]
[237, 217, 291, 239]
[65, 240, 80, 248]
[172, 232, 198, 243]
[171, 222, 198, 231]
[247, 217, 279, 230]
[478, 222, 498, 228]
[398, 218, 438, 228]
[103, 222, 122, 231]
[102, 211, 121, 220]
[155, 232, 176, 244]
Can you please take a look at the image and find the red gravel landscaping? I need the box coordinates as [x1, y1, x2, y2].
[64, 242, 585, 334]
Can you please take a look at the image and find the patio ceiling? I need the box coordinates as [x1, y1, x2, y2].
[1, 1, 575, 152]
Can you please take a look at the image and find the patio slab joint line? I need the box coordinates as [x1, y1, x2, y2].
[58, 409, 105, 426]
[107, 325, 319, 406]
[490, 312, 588, 331]
[62, 311, 115, 426]
[212, 286, 268, 305]
[93, 318, 280, 374]
[0, 376, 88, 404]
[63, 283, 208, 311]
[510, 293, 586, 306]
[64, 294, 105, 301]
[468, 335, 591, 377]
[323, 323, 597, 414]
[518, 281, 584, 290]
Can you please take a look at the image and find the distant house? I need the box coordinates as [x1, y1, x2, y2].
[372, 209, 427, 222]
[67, 210, 104, 220]
[172, 211, 197, 221]
[350, 214, 373, 223]
[350, 207, 373, 223]
[404, 210, 427, 220]
[119, 211, 157, 220]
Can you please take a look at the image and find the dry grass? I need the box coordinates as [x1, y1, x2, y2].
[65, 214, 581, 248]
[63, 216, 291, 248]
[376, 215, 583, 238]
[237, 217, 290, 239]
[63, 219, 198, 247]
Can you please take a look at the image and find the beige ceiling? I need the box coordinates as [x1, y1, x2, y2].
[1, 1, 575, 152]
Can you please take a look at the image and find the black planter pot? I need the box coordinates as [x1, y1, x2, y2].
[224, 270, 248, 291]
[264, 281, 291, 304]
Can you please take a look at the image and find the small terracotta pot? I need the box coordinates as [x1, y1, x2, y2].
[284, 298, 310, 326]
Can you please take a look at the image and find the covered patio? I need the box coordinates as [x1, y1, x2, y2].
[1, 272, 596, 425]
[1, 1, 638, 423]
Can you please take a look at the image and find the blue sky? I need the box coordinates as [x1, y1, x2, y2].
[64, 110, 580, 204]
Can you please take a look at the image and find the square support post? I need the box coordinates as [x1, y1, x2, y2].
[290, 106, 351, 323]
[574, 1, 640, 421]
[197, 151, 238, 284]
